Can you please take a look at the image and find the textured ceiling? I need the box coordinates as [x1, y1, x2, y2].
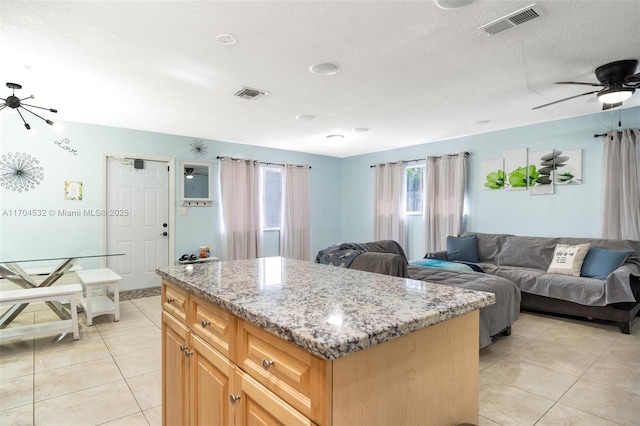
[1, 0, 639, 158]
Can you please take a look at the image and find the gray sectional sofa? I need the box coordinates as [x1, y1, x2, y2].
[316, 240, 521, 349]
[431, 232, 640, 333]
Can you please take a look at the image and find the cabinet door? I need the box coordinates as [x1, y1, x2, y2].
[163, 311, 190, 426]
[233, 369, 313, 426]
[190, 333, 235, 426]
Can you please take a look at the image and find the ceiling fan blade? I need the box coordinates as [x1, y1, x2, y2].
[554, 81, 604, 87]
[602, 102, 623, 111]
[532, 90, 600, 110]
[624, 72, 640, 87]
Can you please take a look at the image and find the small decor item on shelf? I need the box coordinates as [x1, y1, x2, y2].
[199, 246, 211, 258]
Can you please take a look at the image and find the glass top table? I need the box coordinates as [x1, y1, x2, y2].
[0, 250, 124, 328]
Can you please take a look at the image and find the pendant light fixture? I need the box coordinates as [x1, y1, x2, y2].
[0, 82, 57, 130]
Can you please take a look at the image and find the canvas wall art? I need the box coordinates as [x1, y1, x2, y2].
[504, 148, 529, 191]
[483, 158, 504, 190]
[553, 149, 582, 185]
[528, 149, 555, 195]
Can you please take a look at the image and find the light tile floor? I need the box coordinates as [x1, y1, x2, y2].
[0, 294, 638, 425]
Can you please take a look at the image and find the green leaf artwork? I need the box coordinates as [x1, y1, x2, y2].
[484, 169, 505, 189]
[508, 165, 538, 187]
[557, 171, 574, 182]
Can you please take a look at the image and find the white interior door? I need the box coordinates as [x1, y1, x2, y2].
[106, 157, 169, 291]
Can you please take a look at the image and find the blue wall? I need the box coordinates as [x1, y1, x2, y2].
[0, 118, 342, 269]
[341, 107, 640, 260]
[1, 106, 638, 271]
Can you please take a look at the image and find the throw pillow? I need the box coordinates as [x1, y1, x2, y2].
[447, 235, 479, 263]
[547, 243, 590, 277]
[581, 246, 632, 280]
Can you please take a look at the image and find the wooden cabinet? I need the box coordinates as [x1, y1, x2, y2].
[162, 311, 190, 426]
[162, 281, 188, 323]
[190, 293, 235, 359]
[162, 279, 480, 426]
[189, 332, 235, 426]
[236, 320, 330, 424]
[162, 280, 314, 426]
[234, 369, 313, 426]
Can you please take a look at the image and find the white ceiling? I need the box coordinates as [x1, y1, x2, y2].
[1, 0, 639, 158]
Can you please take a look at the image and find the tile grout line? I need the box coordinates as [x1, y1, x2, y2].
[534, 326, 627, 425]
[103, 298, 154, 424]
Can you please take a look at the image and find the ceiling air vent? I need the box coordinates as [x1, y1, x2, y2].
[234, 86, 268, 100]
[478, 4, 542, 35]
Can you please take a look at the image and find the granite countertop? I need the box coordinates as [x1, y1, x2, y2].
[156, 257, 495, 360]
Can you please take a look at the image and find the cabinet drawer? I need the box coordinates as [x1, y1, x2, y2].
[190, 294, 236, 359]
[236, 320, 330, 425]
[235, 369, 313, 426]
[162, 281, 189, 324]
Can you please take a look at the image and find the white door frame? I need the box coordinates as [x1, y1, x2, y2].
[101, 151, 176, 269]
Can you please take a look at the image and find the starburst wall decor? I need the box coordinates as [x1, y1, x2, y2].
[0, 152, 45, 192]
[190, 139, 208, 158]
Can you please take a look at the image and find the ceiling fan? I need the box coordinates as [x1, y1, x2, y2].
[184, 167, 208, 179]
[533, 59, 640, 110]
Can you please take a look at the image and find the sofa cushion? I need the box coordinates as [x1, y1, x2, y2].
[446, 235, 479, 262]
[492, 266, 546, 293]
[461, 232, 513, 263]
[498, 236, 558, 270]
[581, 246, 632, 280]
[547, 243, 590, 277]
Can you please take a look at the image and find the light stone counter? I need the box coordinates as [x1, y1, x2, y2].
[156, 256, 494, 360]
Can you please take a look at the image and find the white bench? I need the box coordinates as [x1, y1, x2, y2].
[0, 284, 82, 341]
[76, 268, 121, 326]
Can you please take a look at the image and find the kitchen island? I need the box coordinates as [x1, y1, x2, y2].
[156, 257, 495, 426]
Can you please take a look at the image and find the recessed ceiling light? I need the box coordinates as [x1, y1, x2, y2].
[326, 134, 344, 140]
[309, 62, 341, 75]
[295, 114, 315, 121]
[471, 120, 491, 125]
[434, 0, 475, 10]
[217, 34, 236, 45]
[353, 127, 369, 132]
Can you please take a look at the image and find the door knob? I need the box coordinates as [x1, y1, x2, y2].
[229, 394, 241, 404]
[160, 232, 168, 236]
[163, 223, 168, 228]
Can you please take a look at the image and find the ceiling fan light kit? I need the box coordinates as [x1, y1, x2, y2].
[1, 82, 57, 130]
[597, 87, 635, 104]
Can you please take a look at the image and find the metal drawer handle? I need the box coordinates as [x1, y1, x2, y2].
[179, 345, 186, 352]
[166, 296, 175, 303]
[229, 394, 241, 405]
[261, 358, 275, 370]
[201, 319, 211, 328]
[184, 349, 193, 358]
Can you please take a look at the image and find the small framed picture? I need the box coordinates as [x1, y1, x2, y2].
[65, 181, 83, 201]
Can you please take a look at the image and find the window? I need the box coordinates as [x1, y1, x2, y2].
[261, 167, 282, 229]
[406, 165, 424, 214]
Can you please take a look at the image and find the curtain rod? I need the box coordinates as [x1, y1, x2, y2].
[369, 151, 469, 168]
[216, 156, 311, 169]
